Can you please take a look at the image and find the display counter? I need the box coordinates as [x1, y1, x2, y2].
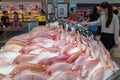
[0, 24, 119, 80]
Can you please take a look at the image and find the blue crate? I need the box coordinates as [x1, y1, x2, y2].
[22, 22, 28, 32]
[28, 21, 39, 32]
[88, 25, 98, 32]
[22, 21, 39, 32]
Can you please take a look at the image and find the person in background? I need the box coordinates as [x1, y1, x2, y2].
[13, 12, 20, 28]
[79, 14, 84, 22]
[39, 9, 46, 25]
[84, 2, 119, 52]
[89, 6, 100, 22]
[88, 6, 100, 35]
[113, 9, 120, 38]
[114, 10, 119, 15]
[83, 11, 89, 21]
[40, 9, 46, 16]
[113, 9, 119, 23]
[69, 8, 77, 21]
[1, 11, 10, 28]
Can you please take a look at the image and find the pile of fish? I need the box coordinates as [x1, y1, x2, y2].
[0, 25, 119, 80]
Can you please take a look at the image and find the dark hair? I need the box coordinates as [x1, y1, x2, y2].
[100, 2, 113, 28]
[93, 6, 98, 13]
[41, 9, 46, 15]
[71, 8, 74, 12]
[114, 10, 118, 15]
[3, 11, 8, 14]
[91, 6, 99, 15]
[14, 12, 18, 15]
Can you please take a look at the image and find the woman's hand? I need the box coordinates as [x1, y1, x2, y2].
[81, 21, 90, 27]
[84, 22, 90, 26]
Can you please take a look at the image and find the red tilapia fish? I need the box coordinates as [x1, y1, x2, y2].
[0, 26, 118, 80]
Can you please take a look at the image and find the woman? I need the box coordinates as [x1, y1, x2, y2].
[85, 2, 119, 51]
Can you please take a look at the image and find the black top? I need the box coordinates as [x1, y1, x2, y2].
[89, 12, 100, 21]
[1, 16, 9, 24]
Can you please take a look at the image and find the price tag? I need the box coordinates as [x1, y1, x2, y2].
[38, 16, 46, 21]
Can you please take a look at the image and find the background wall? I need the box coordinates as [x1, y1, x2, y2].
[2, 0, 70, 12]
[40, 0, 70, 12]
[70, 0, 119, 3]
[0, 2, 42, 11]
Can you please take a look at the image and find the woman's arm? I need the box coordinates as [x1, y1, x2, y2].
[114, 15, 119, 45]
[89, 16, 102, 26]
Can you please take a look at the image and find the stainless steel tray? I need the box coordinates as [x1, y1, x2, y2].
[107, 69, 120, 80]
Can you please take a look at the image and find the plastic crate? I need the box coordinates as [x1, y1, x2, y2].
[28, 21, 39, 32]
[88, 25, 98, 32]
[22, 22, 28, 32]
[22, 21, 39, 32]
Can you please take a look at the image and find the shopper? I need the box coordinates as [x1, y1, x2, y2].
[114, 10, 119, 15]
[40, 9, 46, 16]
[69, 8, 77, 21]
[88, 6, 100, 35]
[13, 12, 20, 28]
[83, 11, 89, 21]
[79, 14, 84, 22]
[1, 11, 10, 28]
[89, 6, 100, 22]
[84, 2, 119, 51]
